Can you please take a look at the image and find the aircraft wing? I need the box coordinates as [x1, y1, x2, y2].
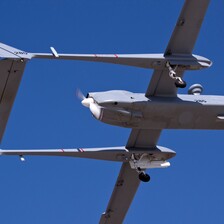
[0, 132, 165, 224]
[0, 147, 131, 161]
[31, 1, 210, 98]
[0, 131, 164, 224]
[0, 130, 174, 224]
[145, 0, 210, 97]
[99, 128, 161, 224]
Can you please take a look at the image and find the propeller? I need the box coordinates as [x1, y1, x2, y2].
[76, 88, 102, 119]
[76, 88, 85, 101]
[76, 88, 93, 107]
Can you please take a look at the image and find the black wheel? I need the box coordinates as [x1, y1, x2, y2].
[139, 172, 150, 182]
[175, 79, 187, 88]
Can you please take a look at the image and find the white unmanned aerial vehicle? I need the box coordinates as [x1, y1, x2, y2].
[0, 0, 216, 223]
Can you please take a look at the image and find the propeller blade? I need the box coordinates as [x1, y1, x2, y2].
[76, 88, 85, 100]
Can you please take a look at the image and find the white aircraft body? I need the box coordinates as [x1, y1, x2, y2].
[0, 0, 216, 223]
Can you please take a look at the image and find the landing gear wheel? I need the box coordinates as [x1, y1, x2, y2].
[139, 172, 150, 182]
[175, 79, 187, 88]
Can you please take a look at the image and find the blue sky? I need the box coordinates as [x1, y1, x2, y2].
[0, 0, 224, 223]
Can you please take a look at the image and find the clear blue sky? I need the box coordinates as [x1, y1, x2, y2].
[0, 0, 223, 223]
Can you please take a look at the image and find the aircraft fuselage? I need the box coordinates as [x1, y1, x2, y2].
[88, 90, 224, 130]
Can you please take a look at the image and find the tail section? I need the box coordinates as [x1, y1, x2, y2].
[0, 42, 32, 60]
[0, 42, 33, 141]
